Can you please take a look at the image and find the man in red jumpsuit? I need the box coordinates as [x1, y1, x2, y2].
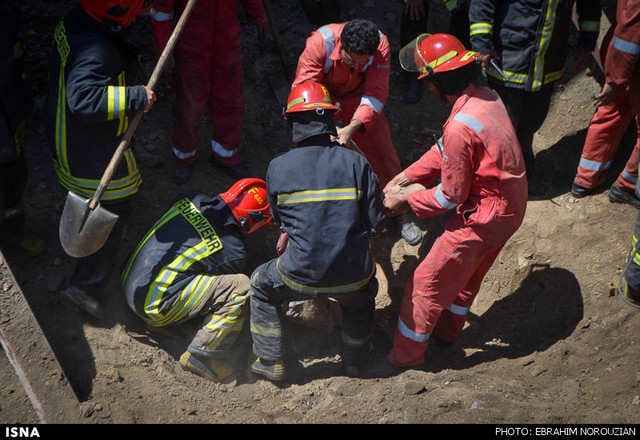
[572, 2, 640, 210]
[608, 0, 640, 307]
[151, 0, 267, 185]
[292, 18, 422, 245]
[366, 34, 528, 377]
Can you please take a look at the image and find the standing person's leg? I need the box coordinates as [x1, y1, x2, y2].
[62, 199, 133, 319]
[573, 91, 633, 196]
[208, 31, 248, 178]
[171, 38, 212, 184]
[400, 0, 428, 104]
[432, 246, 502, 344]
[611, 78, 640, 207]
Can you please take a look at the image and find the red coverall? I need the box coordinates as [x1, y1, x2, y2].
[388, 85, 528, 367]
[152, 0, 267, 167]
[573, 25, 639, 192]
[292, 23, 401, 187]
[608, 0, 640, 194]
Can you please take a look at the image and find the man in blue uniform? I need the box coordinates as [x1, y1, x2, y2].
[45, 0, 157, 318]
[249, 81, 387, 382]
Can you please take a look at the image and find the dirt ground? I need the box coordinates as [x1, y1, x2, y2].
[2, 0, 640, 425]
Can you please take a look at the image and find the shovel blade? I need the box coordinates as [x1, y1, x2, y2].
[59, 192, 119, 258]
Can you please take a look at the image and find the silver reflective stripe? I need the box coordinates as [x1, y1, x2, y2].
[448, 303, 469, 316]
[319, 25, 335, 74]
[578, 157, 612, 172]
[211, 140, 237, 158]
[623, 169, 638, 184]
[341, 330, 368, 347]
[435, 184, 458, 210]
[152, 11, 174, 22]
[172, 146, 196, 160]
[612, 36, 640, 55]
[360, 95, 383, 112]
[434, 136, 444, 156]
[397, 317, 430, 342]
[453, 112, 484, 133]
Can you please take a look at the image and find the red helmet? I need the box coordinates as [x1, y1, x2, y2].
[399, 33, 478, 80]
[285, 81, 339, 114]
[219, 178, 273, 235]
[80, 0, 155, 28]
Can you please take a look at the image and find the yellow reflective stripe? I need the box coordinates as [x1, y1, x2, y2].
[117, 73, 127, 136]
[276, 258, 373, 294]
[144, 242, 209, 318]
[532, 0, 560, 91]
[427, 50, 456, 70]
[250, 321, 282, 338]
[442, 0, 458, 12]
[277, 188, 361, 205]
[53, 151, 141, 200]
[121, 210, 181, 283]
[55, 64, 69, 172]
[150, 274, 214, 326]
[201, 293, 247, 351]
[485, 68, 527, 84]
[107, 86, 115, 121]
[579, 21, 600, 32]
[143, 200, 224, 321]
[544, 68, 564, 84]
[632, 235, 640, 266]
[470, 22, 492, 36]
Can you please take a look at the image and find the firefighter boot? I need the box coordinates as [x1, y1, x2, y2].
[251, 357, 286, 381]
[620, 282, 640, 309]
[609, 183, 640, 210]
[179, 352, 236, 384]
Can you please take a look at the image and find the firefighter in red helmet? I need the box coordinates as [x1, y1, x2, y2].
[366, 33, 528, 377]
[45, 0, 156, 319]
[121, 178, 273, 383]
[248, 81, 386, 382]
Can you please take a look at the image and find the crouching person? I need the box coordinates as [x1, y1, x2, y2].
[249, 81, 387, 382]
[121, 179, 273, 382]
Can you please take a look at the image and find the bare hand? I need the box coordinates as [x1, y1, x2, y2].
[144, 86, 157, 112]
[595, 82, 622, 107]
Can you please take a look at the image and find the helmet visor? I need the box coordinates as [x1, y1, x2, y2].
[399, 33, 430, 74]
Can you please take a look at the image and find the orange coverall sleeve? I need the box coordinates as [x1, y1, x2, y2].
[605, 0, 640, 88]
[352, 34, 390, 132]
[292, 30, 328, 87]
[405, 123, 474, 219]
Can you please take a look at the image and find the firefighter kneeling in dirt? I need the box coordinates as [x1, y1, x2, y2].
[121, 179, 273, 383]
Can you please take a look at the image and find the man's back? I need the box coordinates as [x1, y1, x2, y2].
[266, 141, 385, 293]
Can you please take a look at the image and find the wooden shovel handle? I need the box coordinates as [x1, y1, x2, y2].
[89, 0, 199, 209]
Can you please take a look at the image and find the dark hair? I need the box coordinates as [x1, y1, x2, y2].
[340, 19, 380, 55]
[428, 61, 486, 96]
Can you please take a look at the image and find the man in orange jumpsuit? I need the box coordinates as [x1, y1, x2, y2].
[571, 12, 640, 210]
[366, 34, 528, 376]
[605, 0, 640, 308]
[292, 18, 422, 245]
[151, 0, 267, 185]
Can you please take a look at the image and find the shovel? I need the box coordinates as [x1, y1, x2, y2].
[59, 0, 198, 258]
